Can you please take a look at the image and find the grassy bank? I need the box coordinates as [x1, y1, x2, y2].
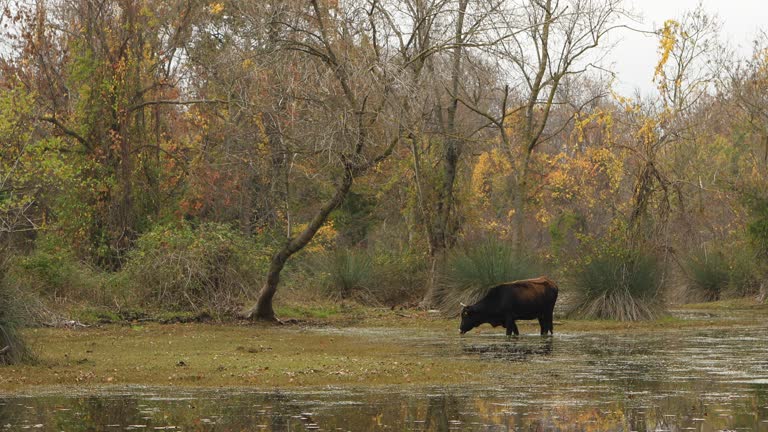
[1, 301, 767, 393]
[1, 321, 489, 392]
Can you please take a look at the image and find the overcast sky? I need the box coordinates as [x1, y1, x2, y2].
[608, 0, 766, 95]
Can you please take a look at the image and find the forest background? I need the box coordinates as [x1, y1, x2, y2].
[1, 0, 768, 344]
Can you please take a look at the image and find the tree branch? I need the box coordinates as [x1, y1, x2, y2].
[128, 99, 228, 112]
[37, 116, 91, 150]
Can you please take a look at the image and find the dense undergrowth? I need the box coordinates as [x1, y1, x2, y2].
[2, 223, 767, 334]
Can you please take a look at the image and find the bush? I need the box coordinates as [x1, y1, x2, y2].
[683, 251, 729, 302]
[726, 247, 764, 298]
[120, 222, 267, 316]
[323, 248, 374, 300]
[368, 247, 428, 305]
[568, 251, 665, 321]
[433, 237, 542, 312]
[677, 244, 764, 303]
[296, 246, 428, 306]
[10, 236, 104, 304]
[300, 248, 375, 302]
[0, 259, 36, 365]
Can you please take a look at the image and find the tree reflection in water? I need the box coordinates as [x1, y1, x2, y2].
[1, 384, 766, 431]
[3, 327, 768, 431]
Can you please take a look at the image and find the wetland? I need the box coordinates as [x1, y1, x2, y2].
[2, 306, 768, 431]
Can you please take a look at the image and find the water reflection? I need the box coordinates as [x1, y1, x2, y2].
[3, 323, 768, 431]
[2, 386, 768, 431]
[461, 336, 553, 361]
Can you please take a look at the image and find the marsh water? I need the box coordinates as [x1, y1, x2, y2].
[3, 313, 768, 431]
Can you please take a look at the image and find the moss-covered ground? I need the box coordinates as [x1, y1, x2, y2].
[1, 300, 767, 394]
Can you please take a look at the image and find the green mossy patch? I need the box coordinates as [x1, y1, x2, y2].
[2, 302, 767, 393]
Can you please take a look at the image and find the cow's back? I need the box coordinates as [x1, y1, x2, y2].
[492, 277, 558, 317]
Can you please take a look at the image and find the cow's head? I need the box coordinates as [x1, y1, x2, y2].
[459, 302, 481, 335]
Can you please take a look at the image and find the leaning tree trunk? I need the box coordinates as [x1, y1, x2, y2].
[243, 167, 354, 321]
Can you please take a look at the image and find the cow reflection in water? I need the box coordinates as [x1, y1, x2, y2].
[462, 337, 553, 362]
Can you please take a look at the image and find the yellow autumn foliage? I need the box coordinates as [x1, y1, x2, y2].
[470, 148, 512, 204]
[208, 2, 224, 15]
[300, 220, 338, 254]
[572, 109, 614, 145]
[654, 19, 681, 92]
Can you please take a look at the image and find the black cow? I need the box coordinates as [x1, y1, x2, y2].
[459, 277, 558, 336]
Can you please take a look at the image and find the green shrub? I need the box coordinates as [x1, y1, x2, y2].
[568, 251, 665, 321]
[744, 191, 768, 257]
[726, 247, 764, 298]
[678, 244, 764, 302]
[120, 222, 267, 316]
[433, 237, 542, 312]
[296, 246, 428, 306]
[0, 260, 36, 365]
[11, 236, 104, 304]
[683, 251, 729, 302]
[368, 247, 428, 305]
[324, 248, 374, 300]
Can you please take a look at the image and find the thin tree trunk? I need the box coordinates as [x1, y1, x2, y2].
[409, 134, 433, 255]
[513, 0, 551, 253]
[421, 0, 467, 308]
[513, 154, 530, 251]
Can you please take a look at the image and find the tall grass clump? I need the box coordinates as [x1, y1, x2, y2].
[726, 247, 764, 299]
[323, 248, 374, 300]
[434, 237, 542, 312]
[568, 251, 665, 321]
[682, 250, 729, 302]
[296, 245, 428, 306]
[120, 222, 267, 316]
[676, 242, 765, 303]
[302, 248, 374, 301]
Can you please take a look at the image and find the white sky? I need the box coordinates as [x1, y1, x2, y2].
[608, 0, 766, 95]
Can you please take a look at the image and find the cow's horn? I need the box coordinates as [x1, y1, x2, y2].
[459, 302, 467, 307]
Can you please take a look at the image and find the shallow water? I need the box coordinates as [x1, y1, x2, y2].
[3, 316, 768, 431]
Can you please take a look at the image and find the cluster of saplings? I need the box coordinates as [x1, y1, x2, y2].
[2, 219, 767, 365]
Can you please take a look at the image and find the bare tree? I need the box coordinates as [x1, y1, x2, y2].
[240, 0, 405, 321]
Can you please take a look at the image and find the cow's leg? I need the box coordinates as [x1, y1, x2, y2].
[538, 317, 548, 336]
[505, 318, 519, 336]
[547, 307, 555, 335]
